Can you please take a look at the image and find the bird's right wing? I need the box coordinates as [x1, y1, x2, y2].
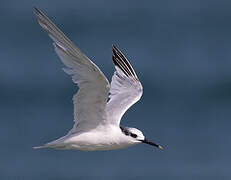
[34, 8, 110, 132]
[106, 45, 143, 125]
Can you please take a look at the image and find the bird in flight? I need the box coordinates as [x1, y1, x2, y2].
[34, 7, 163, 151]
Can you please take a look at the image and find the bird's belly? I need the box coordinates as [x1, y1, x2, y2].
[69, 141, 134, 151]
[64, 131, 135, 151]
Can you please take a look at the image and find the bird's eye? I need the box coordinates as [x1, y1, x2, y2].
[130, 133, 137, 138]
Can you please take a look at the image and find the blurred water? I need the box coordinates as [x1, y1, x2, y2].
[0, 0, 231, 179]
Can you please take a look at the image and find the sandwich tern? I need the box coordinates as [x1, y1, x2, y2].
[34, 7, 163, 151]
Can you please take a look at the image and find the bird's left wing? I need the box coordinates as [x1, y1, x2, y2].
[34, 8, 110, 132]
[106, 45, 143, 125]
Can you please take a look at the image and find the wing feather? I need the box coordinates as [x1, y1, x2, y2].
[107, 45, 143, 125]
[34, 8, 110, 132]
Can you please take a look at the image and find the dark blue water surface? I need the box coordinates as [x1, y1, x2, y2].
[1, 0, 231, 179]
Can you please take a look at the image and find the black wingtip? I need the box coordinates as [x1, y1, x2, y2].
[112, 45, 120, 53]
[33, 6, 44, 19]
[33, 6, 40, 14]
[111, 45, 138, 79]
[112, 55, 118, 66]
[34, 7, 47, 18]
[112, 45, 122, 59]
[112, 45, 118, 53]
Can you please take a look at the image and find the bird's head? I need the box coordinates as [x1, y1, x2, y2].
[120, 126, 163, 150]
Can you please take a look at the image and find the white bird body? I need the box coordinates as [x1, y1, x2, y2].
[34, 7, 162, 151]
[45, 125, 139, 151]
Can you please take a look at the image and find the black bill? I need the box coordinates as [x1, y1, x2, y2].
[141, 139, 163, 150]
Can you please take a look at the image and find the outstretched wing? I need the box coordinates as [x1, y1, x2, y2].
[34, 7, 110, 132]
[106, 45, 143, 125]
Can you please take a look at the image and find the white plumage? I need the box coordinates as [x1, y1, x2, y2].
[34, 7, 162, 151]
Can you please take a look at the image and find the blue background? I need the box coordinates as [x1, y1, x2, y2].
[1, 0, 231, 179]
